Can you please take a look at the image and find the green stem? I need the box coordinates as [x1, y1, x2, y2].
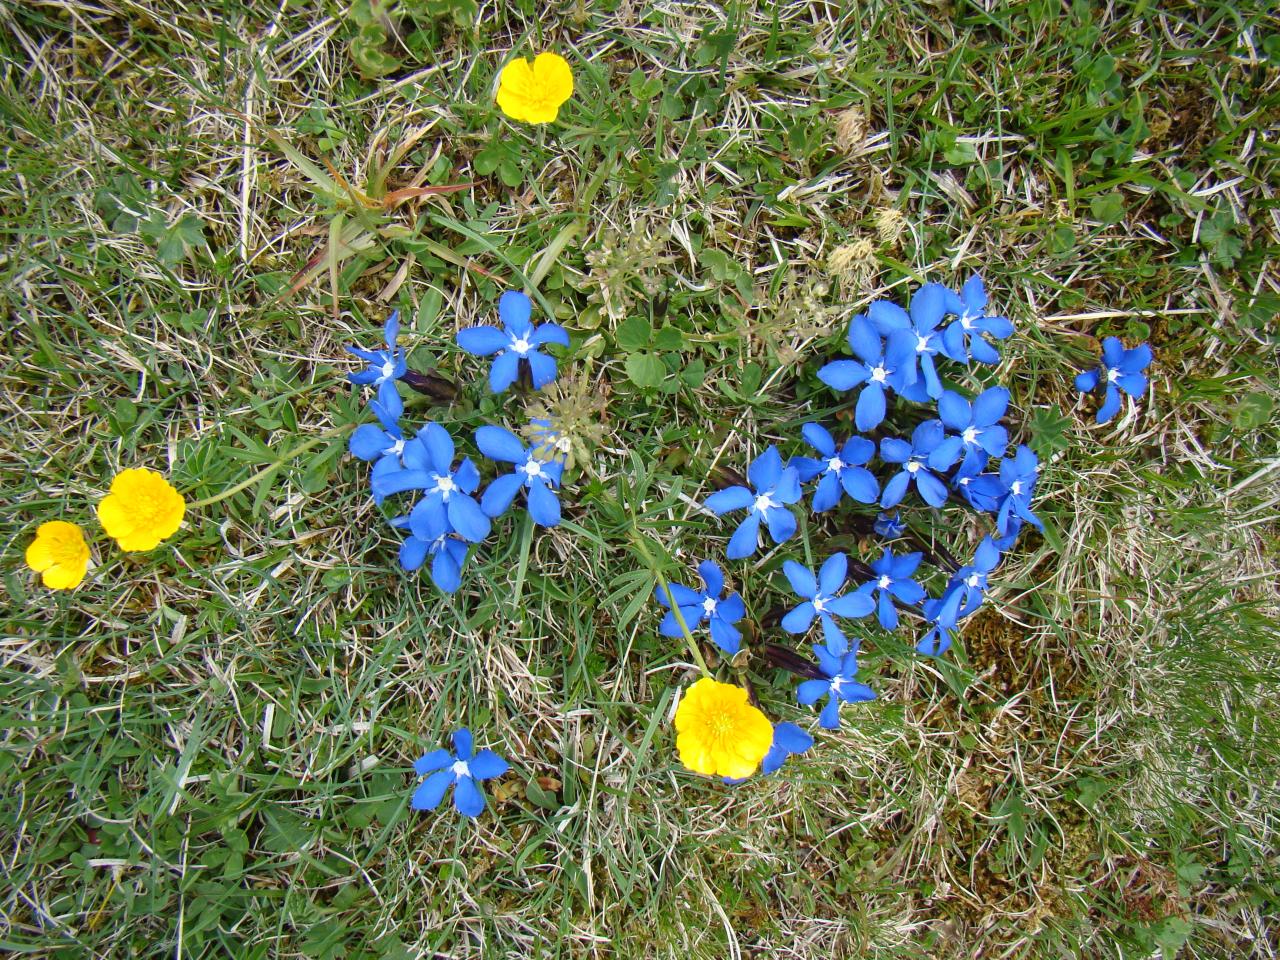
[186, 424, 352, 510]
[629, 530, 711, 678]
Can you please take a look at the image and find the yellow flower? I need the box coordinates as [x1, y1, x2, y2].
[25, 520, 91, 590]
[496, 52, 574, 124]
[97, 468, 186, 552]
[674, 677, 774, 780]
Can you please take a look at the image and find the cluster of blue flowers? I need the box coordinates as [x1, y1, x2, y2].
[345, 290, 574, 817]
[656, 275, 1064, 779]
[346, 291, 571, 594]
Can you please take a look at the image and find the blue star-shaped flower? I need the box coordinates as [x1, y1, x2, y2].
[347, 310, 407, 419]
[723, 721, 814, 784]
[874, 510, 906, 538]
[929, 386, 1010, 473]
[950, 457, 1005, 513]
[941, 274, 1014, 364]
[705, 446, 801, 559]
[411, 728, 509, 818]
[855, 547, 926, 630]
[796, 636, 875, 730]
[475, 425, 564, 527]
[780, 553, 874, 649]
[371, 423, 491, 543]
[872, 283, 951, 401]
[936, 536, 1002, 626]
[654, 560, 747, 655]
[456, 291, 570, 393]
[880, 420, 957, 508]
[816, 314, 916, 431]
[917, 598, 956, 657]
[391, 508, 470, 592]
[790, 422, 879, 511]
[1074, 337, 1152, 424]
[994, 445, 1043, 544]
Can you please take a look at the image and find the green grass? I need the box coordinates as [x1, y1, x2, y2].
[2, 1, 1278, 957]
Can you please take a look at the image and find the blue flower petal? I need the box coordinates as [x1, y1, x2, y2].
[447, 494, 492, 542]
[801, 421, 835, 457]
[457, 325, 509, 356]
[747, 446, 783, 490]
[527, 350, 558, 390]
[868, 300, 910, 334]
[973, 386, 1009, 425]
[796, 678, 830, 706]
[414, 748, 453, 776]
[475, 425, 526, 463]
[812, 470, 841, 512]
[527, 478, 561, 527]
[916, 470, 950, 507]
[421, 422, 455, 474]
[698, 560, 724, 596]
[705, 486, 753, 515]
[453, 776, 486, 818]
[1097, 382, 1122, 424]
[452, 728, 474, 759]
[469, 749, 509, 780]
[880, 471, 910, 508]
[764, 505, 796, 544]
[783, 560, 817, 599]
[399, 535, 429, 571]
[847, 314, 883, 363]
[781, 601, 816, 634]
[937, 391, 970, 431]
[841, 467, 879, 504]
[818, 553, 848, 596]
[489, 350, 520, 393]
[708, 617, 741, 655]
[825, 588, 874, 619]
[411, 769, 454, 810]
[725, 510, 762, 559]
[431, 544, 463, 592]
[854, 382, 886, 431]
[498, 290, 533, 332]
[817, 359, 868, 391]
[531, 322, 570, 348]
[350, 424, 390, 461]
[818, 696, 841, 730]
[717, 593, 745, 622]
[481, 472, 525, 518]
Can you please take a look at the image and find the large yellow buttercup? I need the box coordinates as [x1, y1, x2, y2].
[674, 677, 774, 780]
[97, 468, 186, 552]
[496, 52, 574, 125]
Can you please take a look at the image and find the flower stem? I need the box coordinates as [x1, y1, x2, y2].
[186, 424, 353, 510]
[628, 529, 711, 678]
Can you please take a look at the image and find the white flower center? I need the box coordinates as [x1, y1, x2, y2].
[753, 493, 778, 514]
[962, 426, 980, 445]
[522, 460, 544, 478]
[1107, 367, 1120, 382]
[966, 573, 982, 589]
[826, 457, 844, 473]
[906, 461, 921, 474]
[813, 596, 827, 613]
[702, 597, 717, 615]
[1010, 480, 1023, 496]
[380, 359, 396, 379]
[870, 366, 887, 383]
[434, 474, 456, 498]
[958, 476, 971, 486]
[510, 337, 532, 356]
[451, 759, 471, 779]
[916, 334, 932, 353]
[385, 438, 405, 457]
[830, 676, 845, 694]
[878, 575, 891, 590]
[960, 312, 976, 330]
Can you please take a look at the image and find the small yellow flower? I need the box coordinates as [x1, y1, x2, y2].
[97, 468, 186, 552]
[496, 52, 574, 124]
[25, 520, 91, 590]
[674, 677, 774, 780]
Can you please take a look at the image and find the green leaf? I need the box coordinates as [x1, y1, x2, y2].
[680, 357, 706, 387]
[1089, 191, 1126, 225]
[1233, 392, 1274, 431]
[943, 140, 977, 165]
[498, 159, 523, 188]
[525, 778, 559, 810]
[652, 325, 685, 352]
[615, 316, 653, 352]
[625, 353, 667, 390]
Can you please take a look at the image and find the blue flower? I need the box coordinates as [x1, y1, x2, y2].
[1074, 337, 1153, 424]
[704, 446, 801, 559]
[723, 721, 813, 784]
[391, 510, 470, 592]
[941, 275, 1014, 364]
[411, 728, 509, 818]
[370, 423, 492, 543]
[789, 422, 879, 511]
[874, 510, 906, 538]
[856, 547, 926, 630]
[347, 310, 407, 419]
[456, 291, 570, 393]
[879, 420, 956, 508]
[781, 553, 874, 649]
[349, 410, 405, 466]
[917, 599, 956, 656]
[994, 445, 1043, 542]
[816, 314, 916, 431]
[879, 283, 951, 401]
[475, 425, 564, 527]
[935, 536, 1002, 626]
[929, 387, 1010, 473]
[654, 560, 747, 655]
[950, 457, 1006, 513]
[796, 636, 875, 730]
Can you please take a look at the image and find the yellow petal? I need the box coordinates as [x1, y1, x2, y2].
[25, 535, 56, 573]
[96, 494, 134, 540]
[532, 52, 573, 104]
[42, 559, 88, 590]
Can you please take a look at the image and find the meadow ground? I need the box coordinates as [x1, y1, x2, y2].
[2, 1, 1278, 957]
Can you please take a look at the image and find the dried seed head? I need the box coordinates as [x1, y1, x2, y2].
[833, 106, 867, 153]
[826, 237, 877, 283]
[874, 207, 907, 246]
